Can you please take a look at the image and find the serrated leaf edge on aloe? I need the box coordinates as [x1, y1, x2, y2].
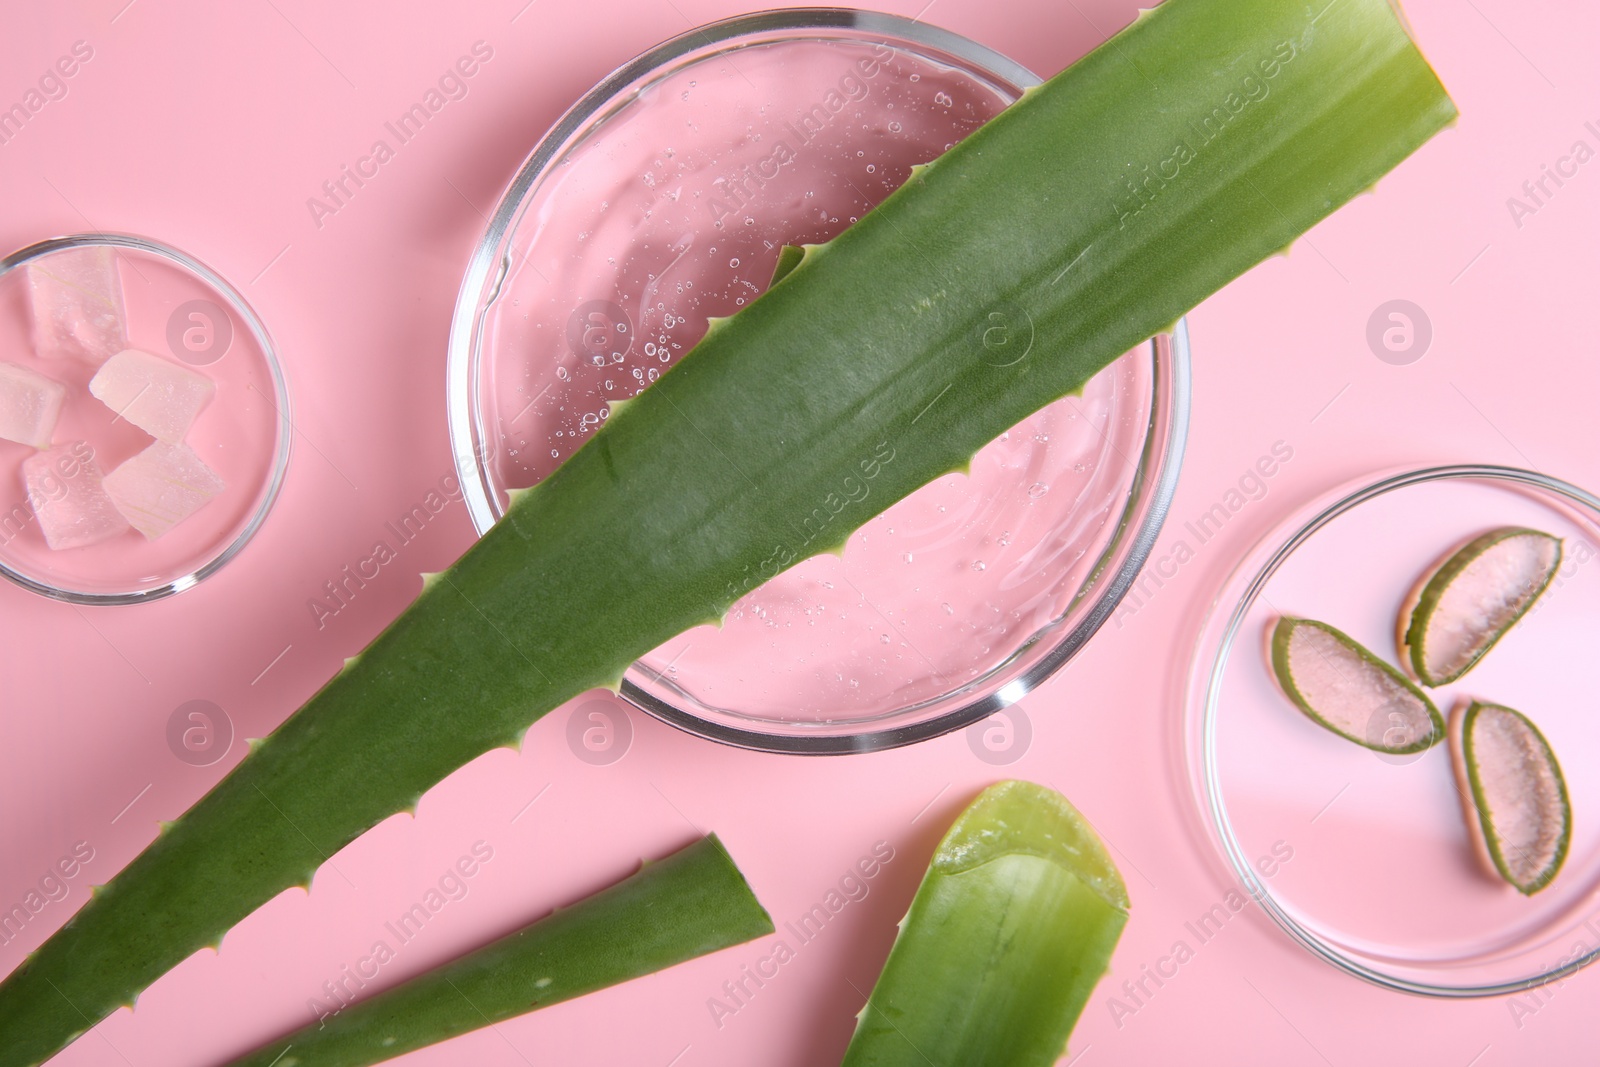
[1451, 701, 1571, 896]
[840, 781, 1128, 1067]
[1399, 527, 1562, 687]
[1270, 616, 1444, 753]
[0, 0, 1456, 1061]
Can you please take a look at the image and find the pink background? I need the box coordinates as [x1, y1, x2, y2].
[2, 0, 1597, 1063]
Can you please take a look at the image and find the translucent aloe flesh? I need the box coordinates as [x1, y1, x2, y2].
[1271, 617, 1444, 753]
[1453, 702, 1571, 895]
[1400, 527, 1562, 686]
[840, 781, 1128, 1067]
[223, 836, 771, 1067]
[0, 0, 1455, 1060]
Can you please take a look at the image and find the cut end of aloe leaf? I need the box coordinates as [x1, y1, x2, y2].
[222, 835, 773, 1067]
[1452, 701, 1570, 895]
[934, 779, 1129, 910]
[841, 781, 1127, 1067]
[1270, 617, 1443, 753]
[1401, 527, 1562, 687]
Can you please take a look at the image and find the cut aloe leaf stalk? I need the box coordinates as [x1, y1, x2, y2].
[1271, 617, 1444, 753]
[0, 0, 1455, 1061]
[1452, 701, 1571, 895]
[840, 781, 1127, 1067]
[1400, 527, 1562, 686]
[223, 836, 771, 1067]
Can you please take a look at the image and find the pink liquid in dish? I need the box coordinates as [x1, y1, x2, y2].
[0, 245, 284, 599]
[478, 38, 1155, 725]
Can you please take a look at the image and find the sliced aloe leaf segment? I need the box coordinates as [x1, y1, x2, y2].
[840, 781, 1128, 1067]
[1270, 617, 1444, 753]
[1452, 701, 1570, 895]
[223, 835, 772, 1067]
[1401, 527, 1562, 686]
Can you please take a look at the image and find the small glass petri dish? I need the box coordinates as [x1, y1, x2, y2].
[448, 9, 1189, 753]
[0, 234, 290, 603]
[1187, 464, 1600, 995]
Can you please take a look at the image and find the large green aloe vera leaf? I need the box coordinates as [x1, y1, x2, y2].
[0, 0, 1454, 1060]
[841, 781, 1128, 1067]
[223, 836, 771, 1067]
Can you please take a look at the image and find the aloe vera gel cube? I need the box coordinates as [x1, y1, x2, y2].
[89, 348, 215, 442]
[22, 442, 128, 549]
[103, 441, 225, 539]
[0, 362, 66, 449]
[26, 247, 127, 364]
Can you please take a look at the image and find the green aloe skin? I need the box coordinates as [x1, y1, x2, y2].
[1401, 527, 1563, 686]
[1271, 616, 1445, 753]
[841, 781, 1129, 1067]
[222, 836, 772, 1067]
[1456, 702, 1571, 896]
[0, 0, 1454, 1060]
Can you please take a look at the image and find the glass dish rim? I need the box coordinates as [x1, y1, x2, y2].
[446, 7, 1191, 754]
[1188, 462, 1600, 997]
[0, 232, 293, 606]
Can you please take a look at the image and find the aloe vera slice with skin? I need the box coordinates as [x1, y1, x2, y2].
[1452, 701, 1571, 896]
[222, 836, 771, 1067]
[0, 0, 1456, 1061]
[840, 781, 1127, 1067]
[1400, 527, 1562, 686]
[1271, 617, 1444, 753]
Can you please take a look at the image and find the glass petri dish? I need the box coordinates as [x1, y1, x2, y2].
[448, 9, 1189, 753]
[1187, 464, 1600, 995]
[0, 234, 290, 603]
